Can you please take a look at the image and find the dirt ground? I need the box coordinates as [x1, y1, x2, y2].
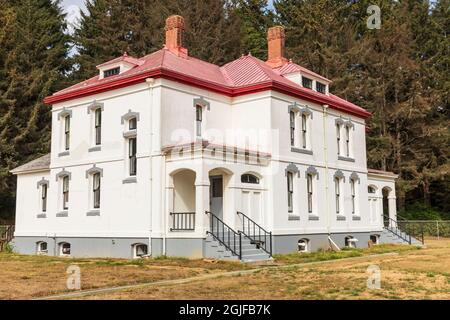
[0, 238, 448, 300]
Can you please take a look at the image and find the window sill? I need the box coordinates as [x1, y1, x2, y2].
[58, 151, 70, 157]
[37, 213, 47, 219]
[88, 146, 101, 152]
[337, 215, 346, 221]
[123, 177, 137, 184]
[87, 210, 100, 217]
[291, 147, 313, 155]
[288, 214, 300, 221]
[308, 215, 319, 221]
[56, 211, 68, 217]
[352, 216, 361, 221]
[338, 156, 355, 162]
[123, 130, 137, 138]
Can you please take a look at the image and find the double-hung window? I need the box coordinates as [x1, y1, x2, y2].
[93, 173, 101, 209]
[94, 108, 102, 145]
[41, 184, 48, 213]
[335, 178, 340, 214]
[336, 124, 341, 156]
[62, 176, 69, 210]
[196, 105, 202, 138]
[307, 174, 313, 214]
[290, 111, 295, 146]
[345, 126, 350, 157]
[301, 114, 307, 149]
[287, 172, 294, 213]
[129, 138, 137, 176]
[351, 179, 356, 215]
[64, 115, 70, 151]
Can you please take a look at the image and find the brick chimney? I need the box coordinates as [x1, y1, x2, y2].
[266, 26, 288, 68]
[165, 15, 188, 57]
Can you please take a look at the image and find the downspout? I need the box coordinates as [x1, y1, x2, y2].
[146, 78, 155, 256]
[322, 104, 331, 236]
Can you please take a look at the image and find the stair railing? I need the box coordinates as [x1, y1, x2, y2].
[383, 215, 411, 244]
[205, 211, 242, 260]
[237, 211, 272, 256]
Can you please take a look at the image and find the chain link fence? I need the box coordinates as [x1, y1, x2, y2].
[399, 220, 450, 239]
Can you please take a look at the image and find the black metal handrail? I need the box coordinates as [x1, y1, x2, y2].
[237, 211, 272, 256]
[397, 220, 425, 245]
[170, 212, 195, 231]
[205, 211, 242, 259]
[383, 215, 411, 244]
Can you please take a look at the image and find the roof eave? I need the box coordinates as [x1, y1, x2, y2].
[44, 69, 371, 119]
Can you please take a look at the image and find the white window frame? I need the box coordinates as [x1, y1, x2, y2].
[195, 104, 203, 139]
[127, 137, 137, 177]
[40, 183, 48, 213]
[350, 178, 359, 216]
[336, 123, 342, 156]
[345, 125, 351, 158]
[290, 111, 296, 147]
[62, 175, 70, 211]
[287, 171, 294, 213]
[335, 177, 342, 215]
[91, 172, 101, 210]
[64, 115, 70, 151]
[307, 174, 314, 214]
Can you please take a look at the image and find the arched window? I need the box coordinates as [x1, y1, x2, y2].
[345, 236, 357, 248]
[241, 174, 260, 184]
[298, 239, 309, 253]
[36, 242, 48, 255]
[133, 243, 148, 258]
[368, 186, 376, 194]
[59, 242, 71, 256]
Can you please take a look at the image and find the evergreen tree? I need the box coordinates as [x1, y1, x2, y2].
[0, 0, 70, 219]
[232, 0, 274, 60]
[73, 0, 243, 81]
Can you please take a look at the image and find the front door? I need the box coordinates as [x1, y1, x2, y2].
[210, 176, 223, 220]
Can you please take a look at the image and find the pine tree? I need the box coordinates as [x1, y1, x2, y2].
[232, 0, 274, 60]
[73, 0, 244, 81]
[0, 0, 70, 219]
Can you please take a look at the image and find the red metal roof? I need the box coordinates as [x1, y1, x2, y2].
[45, 49, 371, 119]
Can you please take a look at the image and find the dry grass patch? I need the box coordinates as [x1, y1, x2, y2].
[0, 254, 251, 299]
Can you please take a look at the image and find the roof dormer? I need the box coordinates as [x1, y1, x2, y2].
[96, 52, 141, 80]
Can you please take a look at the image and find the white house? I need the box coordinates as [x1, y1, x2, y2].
[11, 15, 404, 261]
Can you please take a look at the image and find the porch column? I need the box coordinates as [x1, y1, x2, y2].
[195, 178, 210, 236]
[165, 177, 174, 232]
[388, 196, 397, 223]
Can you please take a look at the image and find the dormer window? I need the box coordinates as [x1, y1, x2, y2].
[316, 82, 326, 94]
[302, 77, 313, 89]
[103, 67, 120, 78]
